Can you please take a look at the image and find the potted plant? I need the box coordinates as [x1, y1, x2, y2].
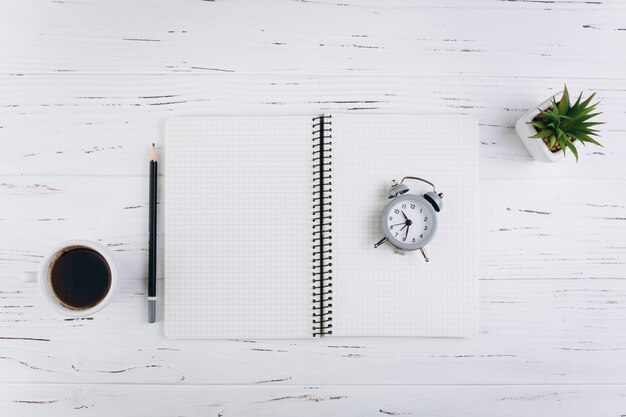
[515, 85, 604, 162]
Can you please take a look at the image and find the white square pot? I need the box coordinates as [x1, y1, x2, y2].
[515, 91, 565, 163]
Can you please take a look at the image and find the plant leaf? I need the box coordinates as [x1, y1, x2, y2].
[579, 92, 597, 110]
[548, 136, 557, 149]
[580, 137, 603, 147]
[529, 121, 547, 130]
[564, 139, 579, 162]
[530, 130, 554, 139]
[580, 121, 605, 128]
[558, 85, 570, 114]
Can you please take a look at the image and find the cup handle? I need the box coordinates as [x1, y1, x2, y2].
[19, 271, 38, 283]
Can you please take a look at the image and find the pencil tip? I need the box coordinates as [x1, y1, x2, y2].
[150, 143, 158, 161]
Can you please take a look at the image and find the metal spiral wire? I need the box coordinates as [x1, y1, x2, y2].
[311, 115, 333, 337]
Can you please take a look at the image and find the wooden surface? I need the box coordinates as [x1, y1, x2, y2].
[1, 1, 626, 415]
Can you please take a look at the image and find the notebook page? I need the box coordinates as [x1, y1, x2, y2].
[164, 117, 313, 339]
[330, 114, 478, 336]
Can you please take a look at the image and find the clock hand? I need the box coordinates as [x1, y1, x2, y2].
[401, 211, 409, 222]
[399, 224, 407, 231]
[405, 224, 410, 240]
[391, 222, 407, 227]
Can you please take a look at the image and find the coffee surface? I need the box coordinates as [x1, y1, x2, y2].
[50, 248, 111, 309]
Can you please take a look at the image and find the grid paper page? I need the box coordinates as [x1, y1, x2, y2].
[164, 117, 313, 339]
[330, 114, 479, 337]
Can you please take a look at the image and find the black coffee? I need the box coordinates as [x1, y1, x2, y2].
[50, 247, 111, 310]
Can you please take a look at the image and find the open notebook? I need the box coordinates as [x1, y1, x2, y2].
[164, 115, 478, 339]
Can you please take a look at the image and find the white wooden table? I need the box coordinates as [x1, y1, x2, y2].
[2, 1, 626, 415]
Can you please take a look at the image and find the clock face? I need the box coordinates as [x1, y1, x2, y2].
[382, 194, 438, 251]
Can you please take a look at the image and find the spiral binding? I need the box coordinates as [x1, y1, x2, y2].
[311, 115, 333, 337]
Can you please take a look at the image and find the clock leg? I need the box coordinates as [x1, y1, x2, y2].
[374, 237, 387, 248]
[419, 247, 429, 262]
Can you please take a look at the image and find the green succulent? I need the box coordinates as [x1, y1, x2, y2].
[529, 85, 604, 161]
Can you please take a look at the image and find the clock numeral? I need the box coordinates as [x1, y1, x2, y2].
[424, 226, 428, 231]
[402, 204, 406, 209]
[394, 209, 399, 214]
[402, 237, 406, 242]
[389, 216, 393, 221]
[390, 225, 393, 230]
[420, 208, 423, 213]
[411, 204, 415, 209]
[412, 238, 416, 243]
[420, 234, 423, 238]
[424, 217, 428, 221]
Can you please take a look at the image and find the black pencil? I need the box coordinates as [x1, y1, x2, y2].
[148, 143, 158, 323]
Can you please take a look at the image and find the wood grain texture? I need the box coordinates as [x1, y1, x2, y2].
[2, 0, 626, 77]
[2, 383, 626, 417]
[1, 176, 624, 280]
[1, 276, 626, 385]
[1, 74, 625, 179]
[1, 0, 625, 415]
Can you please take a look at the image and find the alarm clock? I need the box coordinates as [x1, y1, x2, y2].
[374, 176, 443, 262]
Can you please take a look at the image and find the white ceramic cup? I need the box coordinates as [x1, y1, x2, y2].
[21, 240, 119, 317]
